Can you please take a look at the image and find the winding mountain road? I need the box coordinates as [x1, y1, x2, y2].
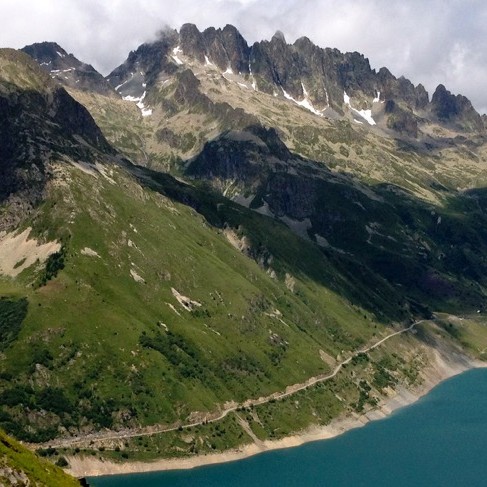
[39, 320, 422, 449]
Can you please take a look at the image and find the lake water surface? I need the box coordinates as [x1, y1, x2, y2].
[90, 368, 487, 486]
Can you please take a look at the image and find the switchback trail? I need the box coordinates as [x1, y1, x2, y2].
[38, 320, 422, 449]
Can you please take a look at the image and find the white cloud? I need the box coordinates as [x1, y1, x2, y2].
[1, 0, 487, 112]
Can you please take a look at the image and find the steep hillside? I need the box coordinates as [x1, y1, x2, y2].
[0, 48, 113, 232]
[0, 429, 81, 486]
[0, 45, 404, 446]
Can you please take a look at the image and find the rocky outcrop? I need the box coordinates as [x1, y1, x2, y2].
[384, 100, 418, 138]
[378, 68, 429, 111]
[107, 29, 179, 92]
[178, 24, 251, 73]
[22, 42, 116, 96]
[430, 84, 484, 132]
[186, 125, 288, 191]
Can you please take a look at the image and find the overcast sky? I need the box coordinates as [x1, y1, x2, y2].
[2, 0, 487, 113]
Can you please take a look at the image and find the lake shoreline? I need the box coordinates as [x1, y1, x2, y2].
[69, 348, 485, 479]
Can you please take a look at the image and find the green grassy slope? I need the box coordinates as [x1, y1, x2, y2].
[0, 429, 80, 486]
[0, 161, 408, 443]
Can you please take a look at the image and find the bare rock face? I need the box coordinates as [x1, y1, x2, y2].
[385, 100, 418, 138]
[251, 33, 304, 98]
[178, 23, 251, 73]
[378, 68, 429, 111]
[430, 84, 484, 132]
[107, 30, 178, 93]
[187, 125, 288, 191]
[179, 23, 206, 63]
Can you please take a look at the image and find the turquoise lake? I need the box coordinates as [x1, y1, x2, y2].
[89, 368, 487, 486]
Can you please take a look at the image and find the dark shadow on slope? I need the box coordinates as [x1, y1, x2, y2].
[0, 83, 113, 231]
[177, 124, 487, 320]
[131, 163, 413, 325]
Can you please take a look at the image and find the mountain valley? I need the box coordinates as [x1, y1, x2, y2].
[1, 24, 487, 480]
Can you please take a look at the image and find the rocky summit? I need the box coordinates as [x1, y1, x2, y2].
[22, 42, 116, 96]
[1, 22, 487, 477]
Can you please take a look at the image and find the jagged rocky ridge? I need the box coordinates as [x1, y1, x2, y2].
[107, 23, 484, 135]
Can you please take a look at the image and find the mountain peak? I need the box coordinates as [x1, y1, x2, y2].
[106, 23, 483, 137]
[271, 30, 287, 44]
[431, 83, 483, 131]
[21, 42, 116, 96]
[22, 41, 68, 62]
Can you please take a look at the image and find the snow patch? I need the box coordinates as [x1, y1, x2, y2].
[140, 107, 153, 117]
[224, 66, 234, 75]
[324, 85, 330, 107]
[115, 73, 134, 92]
[172, 46, 184, 65]
[122, 91, 152, 117]
[56, 51, 65, 58]
[373, 91, 381, 103]
[343, 91, 376, 126]
[204, 55, 214, 66]
[355, 108, 375, 125]
[248, 61, 257, 90]
[281, 84, 325, 117]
